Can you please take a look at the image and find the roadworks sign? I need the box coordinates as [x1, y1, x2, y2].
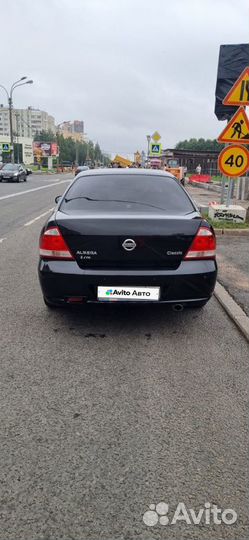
[217, 107, 249, 144]
[218, 144, 249, 177]
[223, 66, 249, 106]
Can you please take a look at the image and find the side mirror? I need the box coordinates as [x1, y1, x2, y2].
[55, 195, 62, 204]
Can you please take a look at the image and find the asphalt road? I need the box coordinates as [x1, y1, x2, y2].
[0, 174, 248, 540]
[0, 173, 72, 239]
[187, 184, 249, 317]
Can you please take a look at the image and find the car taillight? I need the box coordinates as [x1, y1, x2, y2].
[184, 226, 216, 260]
[39, 226, 74, 260]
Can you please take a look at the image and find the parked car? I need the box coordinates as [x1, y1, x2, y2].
[38, 168, 217, 309]
[0, 163, 27, 182]
[21, 164, 32, 175]
[75, 165, 89, 176]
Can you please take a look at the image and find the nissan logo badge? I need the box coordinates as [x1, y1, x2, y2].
[122, 238, 136, 251]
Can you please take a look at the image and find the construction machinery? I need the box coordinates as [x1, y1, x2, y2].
[164, 158, 185, 185]
[112, 155, 133, 168]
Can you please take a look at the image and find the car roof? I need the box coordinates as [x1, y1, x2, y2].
[3, 163, 19, 166]
[76, 168, 175, 179]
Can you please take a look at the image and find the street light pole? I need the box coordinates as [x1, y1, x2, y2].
[146, 134, 151, 167]
[0, 77, 33, 163]
[8, 96, 14, 162]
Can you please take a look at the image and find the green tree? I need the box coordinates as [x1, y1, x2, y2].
[175, 138, 224, 151]
[34, 129, 56, 142]
[94, 142, 102, 162]
[31, 131, 109, 166]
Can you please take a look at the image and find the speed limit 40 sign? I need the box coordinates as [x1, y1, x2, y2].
[218, 144, 249, 177]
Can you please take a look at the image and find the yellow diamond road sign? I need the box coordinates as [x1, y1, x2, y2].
[151, 131, 161, 142]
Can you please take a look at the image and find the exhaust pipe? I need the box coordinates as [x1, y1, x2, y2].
[172, 303, 184, 312]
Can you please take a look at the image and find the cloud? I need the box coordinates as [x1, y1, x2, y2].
[0, 0, 248, 154]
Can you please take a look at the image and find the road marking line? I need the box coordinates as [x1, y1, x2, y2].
[0, 179, 71, 202]
[24, 208, 54, 227]
[0, 237, 7, 244]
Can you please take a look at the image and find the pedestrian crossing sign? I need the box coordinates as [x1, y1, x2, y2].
[223, 66, 249, 106]
[217, 107, 249, 144]
[150, 143, 162, 156]
[0, 143, 12, 152]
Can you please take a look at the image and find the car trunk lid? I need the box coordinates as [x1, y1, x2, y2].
[55, 211, 201, 269]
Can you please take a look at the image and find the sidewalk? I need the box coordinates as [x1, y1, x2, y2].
[186, 184, 249, 317]
[187, 182, 249, 211]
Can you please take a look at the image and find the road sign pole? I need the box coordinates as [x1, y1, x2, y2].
[220, 175, 227, 204]
[226, 178, 233, 207]
[217, 68, 249, 196]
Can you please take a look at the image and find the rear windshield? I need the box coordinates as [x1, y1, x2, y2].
[60, 174, 195, 215]
[3, 164, 18, 171]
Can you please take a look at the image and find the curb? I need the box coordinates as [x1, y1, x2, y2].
[188, 181, 222, 193]
[214, 228, 249, 236]
[214, 282, 249, 342]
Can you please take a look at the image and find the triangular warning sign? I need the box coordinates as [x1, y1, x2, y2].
[217, 107, 249, 144]
[223, 66, 249, 106]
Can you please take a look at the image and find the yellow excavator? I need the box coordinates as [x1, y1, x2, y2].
[164, 158, 185, 185]
[112, 155, 133, 168]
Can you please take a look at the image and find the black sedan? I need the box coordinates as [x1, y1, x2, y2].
[74, 165, 89, 176]
[38, 169, 217, 309]
[0, 163, 27, 182]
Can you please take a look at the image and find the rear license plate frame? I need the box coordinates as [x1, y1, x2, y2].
[97, 285, 161, 301]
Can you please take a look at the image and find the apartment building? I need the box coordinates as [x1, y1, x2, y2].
[58, 120, 85, 142]
[0, 105, 56, 139]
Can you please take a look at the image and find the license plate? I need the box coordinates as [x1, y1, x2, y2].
[97, 286, 160, 301]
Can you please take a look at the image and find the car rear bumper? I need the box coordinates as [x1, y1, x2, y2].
[38, 259, 217, 304]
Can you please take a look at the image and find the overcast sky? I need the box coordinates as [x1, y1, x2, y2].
[1, 0, 248, 157]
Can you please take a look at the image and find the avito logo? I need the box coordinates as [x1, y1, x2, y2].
[105, 289, 113, 296]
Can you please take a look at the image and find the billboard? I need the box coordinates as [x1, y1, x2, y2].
[33, 141, 59, 159]
[51, 143, 59, 156]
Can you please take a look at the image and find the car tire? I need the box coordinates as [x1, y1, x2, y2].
[16, 177, 20, 183]
[24, 176, 27, 182]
